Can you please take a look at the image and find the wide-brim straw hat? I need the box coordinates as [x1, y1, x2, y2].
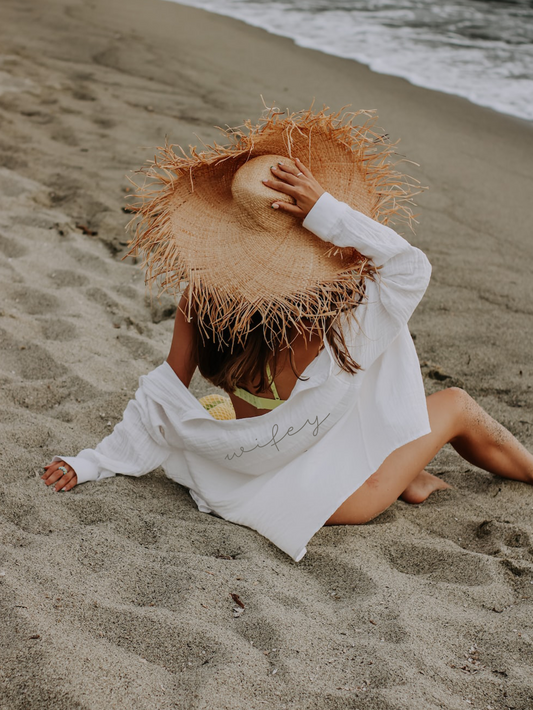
[127, 105, 423, 348]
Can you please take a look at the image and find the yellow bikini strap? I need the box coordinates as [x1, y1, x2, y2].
[266, 362, 281, 401]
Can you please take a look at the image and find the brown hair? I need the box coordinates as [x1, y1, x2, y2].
[192, 279, 370, 394]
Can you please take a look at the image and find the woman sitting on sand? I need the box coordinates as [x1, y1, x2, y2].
[42, 108, 533, 561]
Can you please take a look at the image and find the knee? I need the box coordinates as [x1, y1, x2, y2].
[428, 385, 468, 407]
[443, 386, 471, 410]
[427, 387, 474, 438]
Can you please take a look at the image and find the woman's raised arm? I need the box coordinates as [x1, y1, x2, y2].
[302, 191, 432, 327]
[267, 158, 431, 370]
[266, 157, 431, 328]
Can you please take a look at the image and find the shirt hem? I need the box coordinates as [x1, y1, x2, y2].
[290, 424, 432, 563]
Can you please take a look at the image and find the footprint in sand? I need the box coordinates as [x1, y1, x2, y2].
[70, 491, 161, 546]
[0, 327, 66, 380]
[7, 374, 100, 413]
[235, 616, 285, 650]
[117, 561, 197, 611]
[114, 283, 139, 300]
[46, 268, 89, 288]
[71, 498, 116, 529]
[40, 316, 78, 342]
[299, 552, 377, 601]
[0, 150, 28, 171]
[66, 245, 109, 273]
[145, 292, 177, 324]
[116, 333, 160, 364]
[92, 115, 116, 129]
[84, 606, 224, 674]
[475, 519, 530, 552]
[118, 513, 160, 547]
[234, 616, 291, 673]
[386, 542, 492, 586]
[10, 286, 60, 316]
[85, 286, 152, 337]
[70, 87, 97, 102]
[47, 175, 81, 206]
[450, 519, 532, 559]
[85, 286, 121, 314]
[18, 108, 54, 125]
[50, 124, 79, 147]
[1, 494, 58, 536]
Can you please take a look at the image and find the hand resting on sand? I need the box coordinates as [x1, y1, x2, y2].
[42, 460, 77, 492]
[263, 157, 325, 218]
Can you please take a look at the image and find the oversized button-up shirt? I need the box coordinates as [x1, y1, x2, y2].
[55, 192, 432, 561]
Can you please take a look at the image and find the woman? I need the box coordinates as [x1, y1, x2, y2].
[42, 108, 533, 561]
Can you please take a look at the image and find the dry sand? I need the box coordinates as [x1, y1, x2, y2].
[1, 0, 533, 708]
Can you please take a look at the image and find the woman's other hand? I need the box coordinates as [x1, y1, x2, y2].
[41, 461, 77, 492]
[262, 157, 325, 219]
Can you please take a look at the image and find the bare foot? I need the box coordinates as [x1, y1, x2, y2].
[400, 469, 451, 505]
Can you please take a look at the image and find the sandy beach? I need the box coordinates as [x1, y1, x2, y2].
[1, 0, 533, 708]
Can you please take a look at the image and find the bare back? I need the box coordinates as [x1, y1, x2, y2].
[228, 329, 324, 419]
[166, 294, 324, 419]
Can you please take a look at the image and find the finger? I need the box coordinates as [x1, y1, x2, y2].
[275, 161, 302, 179]
[54, 473, 74, 492]
[44, 468, 71, 487]
[62, 476, 78, 492]
[294, 157, 314, 179]
[269, 165, 300, 186]
[42, 464, 61, 480]
[53, 469, 75, 492]
[42, 462, 66, 480]
[262, 177, 298, 198]
[44, 471, 63, 486]
[272, 201, 305, 217]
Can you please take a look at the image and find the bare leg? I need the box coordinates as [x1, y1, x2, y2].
[326, 387, 533, 526]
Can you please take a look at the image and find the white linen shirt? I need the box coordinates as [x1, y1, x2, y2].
[55, 192, 432, 562]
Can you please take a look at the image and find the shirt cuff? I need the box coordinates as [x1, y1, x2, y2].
[302, 192, 347, 242]
[52, 453, 100, 485]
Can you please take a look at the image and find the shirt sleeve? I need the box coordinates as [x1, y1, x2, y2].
[302, 191, 432, 368]
[53, 365, 179, 485]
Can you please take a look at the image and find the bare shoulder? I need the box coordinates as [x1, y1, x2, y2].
[166, 291, 197, 387]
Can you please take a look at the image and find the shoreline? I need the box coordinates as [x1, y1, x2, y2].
[1, 0, 532, 708]
[168, 0, 533, 127]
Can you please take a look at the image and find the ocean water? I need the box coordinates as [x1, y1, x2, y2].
[170, 0, 533, 122]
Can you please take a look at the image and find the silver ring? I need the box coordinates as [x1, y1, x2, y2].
[58, 465, 69, 476]
[296, 171, 303, 177]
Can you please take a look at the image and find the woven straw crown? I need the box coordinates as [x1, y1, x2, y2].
[127, 105, 423, 348]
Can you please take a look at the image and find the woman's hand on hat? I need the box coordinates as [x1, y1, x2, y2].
[263, 158, 325, 219]
[41, 460, 78, 492]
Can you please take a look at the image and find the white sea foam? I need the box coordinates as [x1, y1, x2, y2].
[168, 0, 533, 122]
